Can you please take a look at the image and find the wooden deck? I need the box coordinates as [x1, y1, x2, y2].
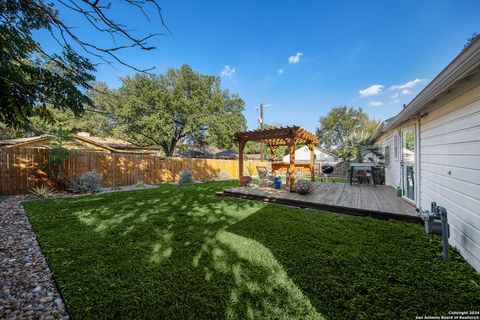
[219, 183, 421, 223]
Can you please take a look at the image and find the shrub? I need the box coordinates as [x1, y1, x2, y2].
[30, 185, 56, 199]
[295, 180, 312, 195]
[179, 170, 194, 184]
[240, 176, 252, 186]
[217, 171, 230, 181]
[69, 170, 103, 193]
[136, 180, 146, 188]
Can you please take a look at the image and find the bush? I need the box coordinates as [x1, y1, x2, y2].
[69, 170, 103, 193]
[295, 180, 312, 195]
[179, 170, 194, 184]
[30, 185, 56, 199]
[217, 171, 230, 181]
[136, 180, 146, 188]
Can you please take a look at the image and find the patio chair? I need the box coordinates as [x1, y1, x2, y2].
[256, 166, 274, 179]
[356, 169, 374, 186]
[256, 166, 275, 187]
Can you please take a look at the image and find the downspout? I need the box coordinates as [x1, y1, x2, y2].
[397, 128, 402, 189]
[415, 116, 421, 208]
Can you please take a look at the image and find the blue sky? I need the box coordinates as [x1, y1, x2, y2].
[41, 1, 480, 132]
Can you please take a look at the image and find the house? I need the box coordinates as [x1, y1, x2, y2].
[245, 153, 262, 160]
[176, 149, 211, 158]
[175, 146, 226, 159]
[283, 145, 338, 163]
[371, 37, 480, 272]
[0, 132, 156, 154]
[215, 149, 238, 159]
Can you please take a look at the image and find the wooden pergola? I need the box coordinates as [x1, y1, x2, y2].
[234, 126, 320, 191]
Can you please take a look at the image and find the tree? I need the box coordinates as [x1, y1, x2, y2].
[111, 65, 246, 156]
[25, 83, 118, 137]
[336, 130, 382, 163]
[38, 128, 72, 189]
[243, 123, 289, 160]
[316, 106, 379, 150]
[464, 32, 479, 50]
[0, 0, 168, 129]
[0, 122, 24, 140]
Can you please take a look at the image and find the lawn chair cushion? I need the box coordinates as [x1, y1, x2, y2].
[256, 166, 275, 180]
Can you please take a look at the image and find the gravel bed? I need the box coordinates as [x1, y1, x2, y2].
[0, 184, 159, 319]
[0, 195, 70, 319]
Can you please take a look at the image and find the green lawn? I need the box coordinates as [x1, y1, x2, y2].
[23, 181, 480, 319]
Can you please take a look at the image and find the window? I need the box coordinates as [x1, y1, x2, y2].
[394, 134, 399, 159]
[384, 145, 390, 166]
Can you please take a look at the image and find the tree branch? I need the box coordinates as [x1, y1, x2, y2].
[31, 0, 171, 73]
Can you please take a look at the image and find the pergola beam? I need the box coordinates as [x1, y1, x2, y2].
[234, 126, 319, 145]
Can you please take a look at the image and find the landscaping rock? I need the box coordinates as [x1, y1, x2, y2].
[0, 195, 70, 319]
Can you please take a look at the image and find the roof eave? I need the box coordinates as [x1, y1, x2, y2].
[372, 37, 480, 140]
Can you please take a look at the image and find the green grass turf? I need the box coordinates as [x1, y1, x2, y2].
[23, 181, 480, 319]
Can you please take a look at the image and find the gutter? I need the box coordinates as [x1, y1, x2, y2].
[372, 37, 480, 141]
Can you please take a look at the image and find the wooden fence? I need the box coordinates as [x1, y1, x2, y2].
[0, 149, 268, 195]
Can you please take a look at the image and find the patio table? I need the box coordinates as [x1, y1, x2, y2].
[349, 162, 375, 186]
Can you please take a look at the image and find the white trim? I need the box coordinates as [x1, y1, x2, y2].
[402, 195, 416, 206]
[401, 125, 417, 204]
[415, 118, 421, 207]
[394, 133, 400, 160]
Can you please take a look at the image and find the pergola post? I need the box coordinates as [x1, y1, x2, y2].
[289, 138, 296, 191]
[268, 144, 277, 159]
[309, 143, 315, 181]
[233, 126, 319, 190]
[238, 140, 245, 186]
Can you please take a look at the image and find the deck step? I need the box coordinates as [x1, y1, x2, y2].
[217, 189, 422, 224]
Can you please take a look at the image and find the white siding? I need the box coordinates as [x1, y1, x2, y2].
[419, 84, 480, 272]
[376, 121, 416, 189]
[283, 146, 337, 163]
[376, 132, 400, 187]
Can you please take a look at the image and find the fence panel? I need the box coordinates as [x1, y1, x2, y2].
[0, 149, 268, 195]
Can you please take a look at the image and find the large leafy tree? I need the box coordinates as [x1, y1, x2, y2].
[316, 106, 380, 151]
[0, 0, 167, 129]
[112, 65, 246, 156]
[0, 83, 117, 138]
[243, 123, 289, 159]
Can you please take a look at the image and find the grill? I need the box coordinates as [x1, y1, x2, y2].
[321, 165, 334, 182]
[321, 165, 334, 174]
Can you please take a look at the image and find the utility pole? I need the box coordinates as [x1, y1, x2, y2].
[256, 103, 271, 160]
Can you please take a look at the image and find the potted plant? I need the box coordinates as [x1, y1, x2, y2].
[396, 186, 402, 197]
[295, 180, 312, 195]
[240, 176, 253, 187]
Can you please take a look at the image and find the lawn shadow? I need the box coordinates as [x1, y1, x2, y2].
[227, 205, 480, 320]
[24, 181, 323, 319]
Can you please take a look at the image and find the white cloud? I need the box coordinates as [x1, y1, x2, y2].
[288, 52, 303, 64]
[391, 93, 399, 98]
[221, 65, 235, 78]
[277, 68, 284, 75]
[389, 99, 400, 104]
[368, 100, 384, 107]
[390, 78, 427, 90]
[359, 84, 384, 97]
[402, 89, 412, 94]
